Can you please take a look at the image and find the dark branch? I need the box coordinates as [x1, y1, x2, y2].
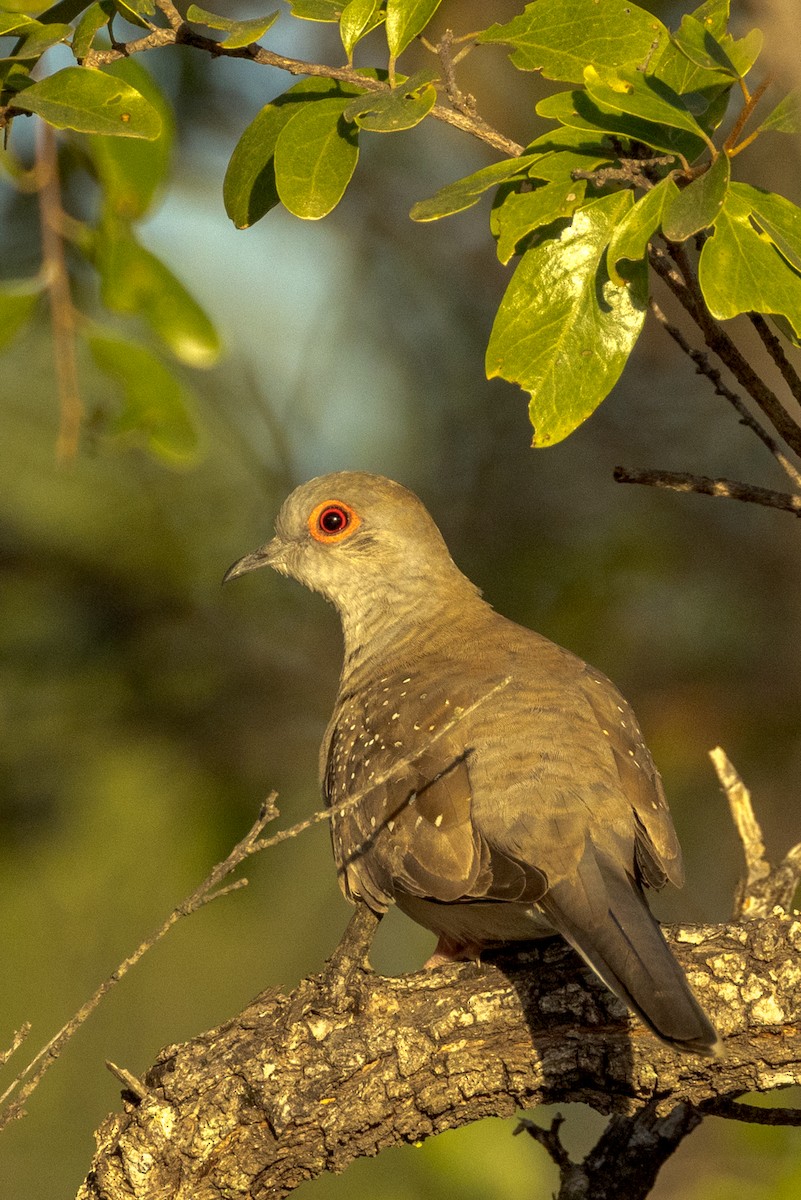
[77, 912, 801, 1200]
[613, 466, 801, 516]
[649, 245, 801, 459]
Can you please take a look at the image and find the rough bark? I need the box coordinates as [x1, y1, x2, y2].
[78, 911, 801, 1200]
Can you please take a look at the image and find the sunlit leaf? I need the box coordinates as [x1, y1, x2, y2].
[97, 223, 221, 366]
[607, 174, 678, 284]
[0, 14, 39, 36]
[385, 0, 441, 60]
[72, 1, 115, 61]
[493, 179, 587, 265]
[479, 0, 668, 84]
[274, 96, 359, 219]
[112, 0, 155, 30]
[6, 19, 72, 58]
[486, 191, 647, 446]
[410, 154, 540, 222]
[339, 0, 383, 60]
[662, 149, 729, 241]
[287, 0, 343, 20]
[87, 59, 174, 217]
[736, 183, 801, 274]
[343, 69, 436, 132]
[689, 0, 729, 40]
[584, 64, 711, 148]
[186, 4, 279, 49]
[536, 88, 705, 160]
[20, 65, 162, 138]
[224, 77, 367, 228]
[88, 333, 199, 463]
[754, 89, 801, 137]
[0, 276, 41, 349]
[698, 188, 801, 340]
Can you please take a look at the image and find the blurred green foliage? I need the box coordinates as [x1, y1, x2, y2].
[1, 1, 801, 1198]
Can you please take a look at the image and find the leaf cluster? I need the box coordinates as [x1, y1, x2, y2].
[1, 0, 800, 452]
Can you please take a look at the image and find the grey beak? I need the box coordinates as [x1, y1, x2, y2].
[222, 541, 279, 584]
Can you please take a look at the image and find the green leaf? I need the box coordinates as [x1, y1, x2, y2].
[343, 69, 436, 131]
[662, 149, 729, 241]
[409, 154, 541, 221]
[72, 1, 115, 61]
[486, 191, 647, 446]
[536, 88, 705, 160]
[670, 14, 739, 78]
[754, 89, 801, 136]
[339, 0, 383, 60]
[0, 276, 41, 349]
[287, 0, 343, 20]
[223, 76, 366, 228]
[493, 179, 587, 265]
[0, 15, 39, 36]
[584, 64, 712, 150]
[20, 65, 162, 138]
[112, 0, 155, 30]
[607, 174, 678, 284]
[385, 0, 442, 60]
[735, 183, 801, 274]
[97, 223, 221, 366]
[86, 59, 174, 218]
[689, 0, 729, 40]
[274, 96, 359, 219]
[186, 4, 279, 49]
[698, 188, 801, 340]
[88, 334, 199, 463]
[111, 0, 152, 30]
[6, 18, 72, 57]
[479, 0, 668, 84]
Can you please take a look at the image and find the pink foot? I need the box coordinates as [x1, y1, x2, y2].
[424, 935, 482, 968]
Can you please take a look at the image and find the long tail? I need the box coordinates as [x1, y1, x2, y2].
[539, 850, 722, 1057]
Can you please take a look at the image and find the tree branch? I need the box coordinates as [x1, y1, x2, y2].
[649, 245, 801, 460]
[612, 466, 801, 516]
[76, 912, 801, 1200]
[77, 19, 524, 158]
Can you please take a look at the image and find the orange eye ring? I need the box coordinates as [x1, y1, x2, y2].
[308, 500, 361, 544]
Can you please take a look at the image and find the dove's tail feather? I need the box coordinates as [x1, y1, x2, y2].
[539, 850, 722, 1058]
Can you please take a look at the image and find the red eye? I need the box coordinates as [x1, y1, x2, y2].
[309, 500, 361, 543]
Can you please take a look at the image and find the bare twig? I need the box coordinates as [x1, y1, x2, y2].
[0, 793, 280, 1131]
[0, 678, 510, 1131]
[36, 122, 82, 462]
[710, 747, 801, 919]
[0, 1026, 31, 1070]
[648, 300, 801, 491]
[710, 747, 772, 918]
[613, 466, 801, 516]
[706, 1099, 801, 1127]
[105, 1061, 148, 1101]
[651, 242, 801, 459]
[76, 23, 523, 158]
[749, 313, 801, 409]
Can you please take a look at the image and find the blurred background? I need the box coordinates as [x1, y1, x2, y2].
[1, 1, 800, 1197]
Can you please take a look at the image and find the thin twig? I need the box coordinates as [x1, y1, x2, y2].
[649, 300, 801, 491]
[36, 121, 82, 462]
[652, 242, 801, 459]
[613, 466, 801, 516]
[0, 678, 510, 1130]
[710, 747, 801, 919]
[749, 313, 801, 409]
[105, 1061, 148, 1101]
[706, 1099, 801, 1127]
[709, 747, 771, 919]
[76, 24, 524, 158]
[0, 793, 280, 1130]
[0, 1026, 31, 1070]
